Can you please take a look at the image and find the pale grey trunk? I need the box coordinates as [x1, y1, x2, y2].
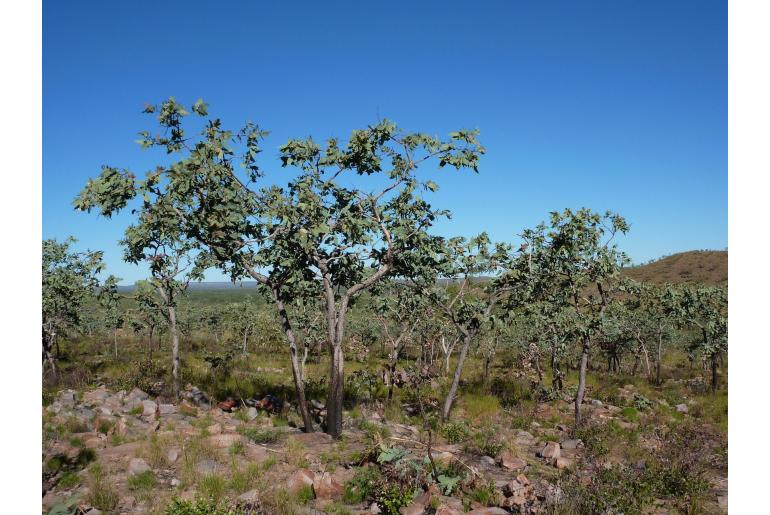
[574, 343, 589, 427]
[169, 306, 180, 397]
[656, 332, 663, 385]
[442, 333, 472, 421]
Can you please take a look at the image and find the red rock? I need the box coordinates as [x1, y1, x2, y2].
[498, 451, 526, 471]
[287, 469, 315, 495]
[312, 472, 344, 500]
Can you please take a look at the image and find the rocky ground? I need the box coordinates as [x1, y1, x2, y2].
[42, 383, 727, 514]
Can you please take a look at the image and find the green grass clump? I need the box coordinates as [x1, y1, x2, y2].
[238, 426, 280, 444]
[343, 466, 383, 504]
[229, 440, 245, 456]
[86, 463, 119, 512]
[440, 422, 471, 444]
[199, 474, 228, 503]
[165, 497, 244, 514]
[296, 484, 314, 505]
[128, 470, 157, 501]
[57, 471, 80, 489]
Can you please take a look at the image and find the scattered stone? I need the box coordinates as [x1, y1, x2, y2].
[206, 423, 222, 435]
[128, 388, 149, 401]
[400, 503, 425, 515]
[83, 387, 109, 405]
[206, 433, 244, 449]
[480, 455, 496, 466]
[158, 404, 177, 415]
[167, 448, 180, 463]
[676, 403, 689, 414]
[196, 459, 222, 475]
[287, 469, 315, 495]
[312, 472, 344, 500]
[591, 399, 603, 406]
[171, 478, 181, 487]
[237, 489, 260, 503]
[555, 457, 573, 469]
[560, 439, 583, 450]
[370, 502, 382, 514]
[541, 441, 561, 461]
[292, 432, 333, 446]
[466, 507, 508, 514]
[245, 407, 258, 421]
[498, 451, 526, 471]
[141, 400, 157, 417]
[128, 458, 150, 475]
[58, 390, 77, 406]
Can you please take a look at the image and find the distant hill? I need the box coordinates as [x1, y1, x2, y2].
[623, 250, 727, 286]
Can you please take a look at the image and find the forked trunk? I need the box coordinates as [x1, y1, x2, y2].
[442, 333, 471, 421]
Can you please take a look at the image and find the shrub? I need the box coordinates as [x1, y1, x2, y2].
[343, 466, 383, 504]
[165, 497, 243, 515]
[57, 471, 80, 489]
[376, 484, 414, 515]
[440, 422, 471, 444]
[86, 463, 119, 512]
[199, 474, 227, 503]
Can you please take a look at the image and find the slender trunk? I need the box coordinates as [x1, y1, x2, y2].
[326, 342, 344, 437]
[169, 306, 180, 398]
[711, 353, 718, 393]
[483, 356, 491, 388]
[275, 295, 314, 432]
[242, 325, 249, 355]
[113, 328, 118, 359]
[656, 334, 663, 385]
[632, 354, 639, 376]
[442, 332, 472, 421]
[575, 342, 589, 427]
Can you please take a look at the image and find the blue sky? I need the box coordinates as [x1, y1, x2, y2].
[43, 0, 727, 284]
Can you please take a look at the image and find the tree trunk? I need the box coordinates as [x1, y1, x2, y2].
[574, 343, 589, 427]
[275, 295, 314, 432]
[711, 353, 718, 392]
[168, 306, 180, 397]
[113, 328, 118, 359]
[326, 342, 344, 438]
[442, 333, 471, 421]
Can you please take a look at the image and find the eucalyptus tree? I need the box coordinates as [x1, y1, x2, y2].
[371, 280, 428, 400]
[74, 97, 484, 436]
[133, 279, 164, 358]
[530, 208, 629, 426]
[668, 285, 727, 392]
[42, 237, 105, 375]
[99, 275, 124, 358]
[407, 233, 526, 420]
[75, 158, 208, 397]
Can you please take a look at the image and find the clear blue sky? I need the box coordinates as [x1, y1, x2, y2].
[43, 0, 727, 284]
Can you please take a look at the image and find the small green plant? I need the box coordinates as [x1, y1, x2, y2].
[68, 436, 84, 448]
[440, 422, 471, 444]
[130, 406, 144, 416]
[297, 484, 314, 505]
[199, 474, 227, 503]
[238, 426, 280, 444]
[343, 466, 383, 504]
[262, 455, 278, 470]
[633, 393, 653, 411]
[228, 440, 245, 456]
[376, 484, 414, 515]
[86, 463, 119, 511]
[165, 497, 243, 515]
[57, 471, 80, 489]
[128, 470, 157, 500]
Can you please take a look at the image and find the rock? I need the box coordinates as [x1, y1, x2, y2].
[292, 432, 333, 446]
[58, 390, 77, 406]
[167, 448, 180, 463]
[541, 441, 561, 461]
[159, 404, 177, 415]
[479, 455, 496, 466]
[430, 451, 454, 467]
[128, 458, 150, 475]
[718, 495, 727, 512]
[141, 400, 157, 417]
[206, 424, 222, 435]
[555, 457, 573, 469]
[83, 387, 109, 405]
[503, 479, 526, 497]
[591, 399, 603, 406]
[312, 472, 344, 500]
[237, 489, 260, 503]
[128, 388, 149, 401]
[501, 495, 527, 510]
[171, 478, 181, 487]
[287, 469, 316, 495]
[560, 439, 583, 450]
[498, 451, 526, 471]
[467, 508, 508, 515]
[245, 407, 258, 421]
[676, 403, 689, 414]
[206, 433, 244, 449]
[196, 459, 222, 475]
[400, 504, 425, 515]
[370, 502, 382, 514]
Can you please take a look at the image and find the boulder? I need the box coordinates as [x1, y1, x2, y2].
[158, 404, 177, 415]
[541, 441, 561, 461]
[466, 508, 508, 515]
[245, 407, 258, 421]
[206, 433, 244, 449]
[58, 390, 77, 407]
[312, 472, 344, 500]
[237, 489, 260, 503]
[479, 455, 496, 466]
[128, 458, 150, 475]
[676, 403, 689, 414]
[83, 387, 109, 405]
[400, 504, 425, 515]
[167, 448, 180, 463]
[128, 388, 149, 401]
[560, 439, 583, 450]
[498, 451, 526, 471]
[555, 457, 573, 469]
[196, 459, 222, 475]
[141, 400, 157, 417]
[287, 469, 315, 495]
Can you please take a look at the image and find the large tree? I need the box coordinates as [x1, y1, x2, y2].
[75, 98, 484, 437]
